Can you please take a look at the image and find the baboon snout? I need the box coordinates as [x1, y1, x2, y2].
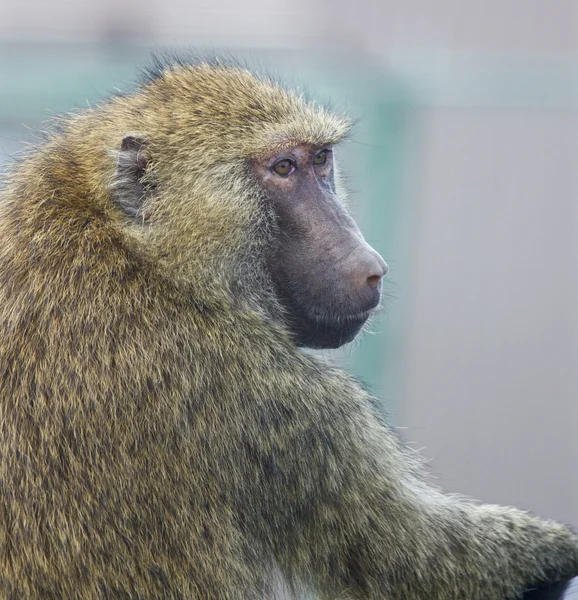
[342, 242, 388, 313]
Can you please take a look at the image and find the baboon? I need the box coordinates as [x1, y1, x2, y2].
[0, 56, 576, 600]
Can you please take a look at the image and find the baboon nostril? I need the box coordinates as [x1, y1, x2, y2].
[367, 274, 382, 289]
[366, 254, 388, 289]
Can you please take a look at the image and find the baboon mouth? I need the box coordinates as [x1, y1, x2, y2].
[290, 309, 371, 349]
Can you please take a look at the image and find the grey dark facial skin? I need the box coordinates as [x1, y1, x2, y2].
[253, 144, 388, 349]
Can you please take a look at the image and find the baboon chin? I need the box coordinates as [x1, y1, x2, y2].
[0, 55, 575, 599]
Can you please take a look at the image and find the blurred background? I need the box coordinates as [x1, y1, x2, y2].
[0, 0, 577, 527]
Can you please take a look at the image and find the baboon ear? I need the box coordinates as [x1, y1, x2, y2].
[112, 134, 155, 220]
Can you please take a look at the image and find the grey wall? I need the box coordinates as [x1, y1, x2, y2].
[403, 107, 578, 524]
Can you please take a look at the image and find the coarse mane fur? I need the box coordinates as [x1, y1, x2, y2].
[0, 55, 359, 598]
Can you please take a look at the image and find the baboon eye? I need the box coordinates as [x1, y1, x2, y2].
[313, 150, 328, 165]
[272, 159, 295, 176]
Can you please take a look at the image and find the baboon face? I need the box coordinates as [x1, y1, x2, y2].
[113, 65, 384, 351]
[253, 144, 388, 349]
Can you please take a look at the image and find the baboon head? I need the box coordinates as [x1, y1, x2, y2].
[108, 58, 388, 349]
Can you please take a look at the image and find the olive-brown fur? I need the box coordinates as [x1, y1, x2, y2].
[0, 58, 576, 599]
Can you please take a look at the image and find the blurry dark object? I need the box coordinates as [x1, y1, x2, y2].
[524, 578, 578, 599]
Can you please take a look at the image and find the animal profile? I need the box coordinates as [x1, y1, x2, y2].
[0, 56, 575, 599]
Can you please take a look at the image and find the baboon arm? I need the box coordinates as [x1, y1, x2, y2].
[315, 472, 578, 599]
[272, 382, 578, 600]
[225, 336, 578, 599]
